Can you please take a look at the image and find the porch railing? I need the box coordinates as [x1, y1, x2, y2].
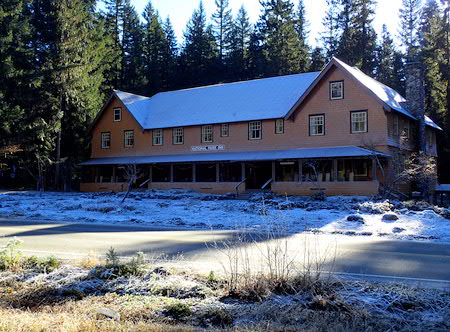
[261, 178, 273, 190]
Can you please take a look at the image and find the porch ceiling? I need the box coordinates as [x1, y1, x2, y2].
[80, 146, 390, 166]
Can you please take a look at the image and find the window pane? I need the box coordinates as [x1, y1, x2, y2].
[114, 108, 121, 121]
[202, 125, 213, 142]
[351, 111, 367, 133]
[196, 163, 216, 182]
[330, 81, 343, 99]
[219, 163, 242, 182]
[221, 124, 229, 137]
[124, 131, 134, 147]
[173, 128, 184, 144]
[249, 121, 262, 139]
[275, 119, 284, 134]
[275, 161, 298, 181]
[173, 164, 192, 182]
[309, 115, 324, 136]
[153, 129, 163, 145]
[302, 160, 333, 182]
[152, 164, 170, 182]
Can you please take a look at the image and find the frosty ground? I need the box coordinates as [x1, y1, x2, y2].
[1, 190, 450, 243]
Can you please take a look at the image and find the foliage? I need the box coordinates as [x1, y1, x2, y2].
[164, 302, 192, 319]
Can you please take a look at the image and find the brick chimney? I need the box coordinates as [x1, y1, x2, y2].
[405, 53, 426, 152]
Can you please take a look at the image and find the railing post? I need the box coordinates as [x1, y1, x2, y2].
[298, 160, 303, 182]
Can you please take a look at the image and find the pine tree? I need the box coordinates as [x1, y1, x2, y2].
[310, 47, 327, 71]
[122, 0, 145, 94]
[226, 5, 252, 80]
[212, 0, 233, 62]
[399, 0, 422, 55]
[161, 17, 178, 90]
[142, 1, 167, 95]
[419, 0, 447, 126]
[180, 1, 218, 87]
[295, 0, 310, 71]
[257, 0, 306, 76]
[376, 25, 398, 88]
[321, 0, 340, 60]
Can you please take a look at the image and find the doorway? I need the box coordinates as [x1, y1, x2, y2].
[245, 162, 273, 189]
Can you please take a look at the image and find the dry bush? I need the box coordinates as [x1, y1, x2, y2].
[77, 251, 103, 269]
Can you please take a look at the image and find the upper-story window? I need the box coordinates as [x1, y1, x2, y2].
[309, 114, 325, 136]
[201, 125, 213, 143]
[152, 129, 163, 146]
[173, 127, 184, 145]
[220, 124, 229, 137]
[124, 130, 134, 147]
[248, 121, 262, 140]
[101, 132, 111, 149]
[393, 114, 399, 137]
[351, 111, 368, 133]
[330, 81, 344, 100]
[114, 108, 122, 121]
[275, 119, 284, 134]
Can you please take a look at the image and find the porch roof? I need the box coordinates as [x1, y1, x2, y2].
[80, 146, 390, 166]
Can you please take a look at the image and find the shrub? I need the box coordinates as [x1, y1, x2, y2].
[105, 247, 120, 267]
[22, 255, 61, 272]
[164, 302, 192, 319]
[311, 192, 327, 201]
[0, 238, 23, 271]
[200, 307, 233, 328]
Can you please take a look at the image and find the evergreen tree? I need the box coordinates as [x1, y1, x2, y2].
[212, 0, 233, 61]
[142, 1, 167, 95]
[310, 46, 327, 71]
[419, 0, 447, 126]
[376, 25, 398, 88]
[226, 5, 252, 80]
[122, 0, 145, 94]
[295, 0, 310, 71]
[257, 0, 306, 76]
[161, 17, 179, 90]
[399, 0, 422, 55]
[321, 0, 340, 60]
[180, 1, 218, 87]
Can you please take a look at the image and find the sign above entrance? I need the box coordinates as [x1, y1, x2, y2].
[191, 145, 225, 152]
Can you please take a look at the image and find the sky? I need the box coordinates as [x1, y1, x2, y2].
[122, 0, 404, 46]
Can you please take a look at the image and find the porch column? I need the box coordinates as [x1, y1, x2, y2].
[170, 164, 174, 183]
[149, 165, 153, 182]
[333, 159, 338, 182]
[241, 162, 246, 181]
[372, 157, 378, 181]
[298, 160, 303, 182]
[271, 161, 276, 180]
[216, 163, 220, 183]
[112, 166, 116, 183]
[192, 164, 196, 183]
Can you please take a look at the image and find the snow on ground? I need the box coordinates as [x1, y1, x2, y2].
[0, 190, 449, 242]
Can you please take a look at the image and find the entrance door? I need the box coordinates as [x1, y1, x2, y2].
[245, 162, 273, 189]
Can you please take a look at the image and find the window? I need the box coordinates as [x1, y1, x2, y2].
[114, 108, 122, 122]
[220, 124, 229, 137]
[101, 132, 111, 149]
[351, 111, 368, 133]
[219, 162, 242, 182]
[309, 114, 325, 136]
[330, 81, 344, 100]
[275, 161, 298, 181]
[152, 164, 171, 182]
[201, 125, 213, 143]
[393, 114, 399, 137]
[196, 163, 217, 182]
[173, 127, 184, 145]
[152, 129, 163, 146]
[275, 119, 284, 134]
[248, 121, 262, 140]
[302, 160, 334, 182]
[337, 159, 372, 182]
[124, 130, 134, 147]
[173, 164, 193, 182]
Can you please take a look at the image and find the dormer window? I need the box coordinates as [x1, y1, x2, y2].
[330, 81, 344, 100]
[114, 108, 122, 121]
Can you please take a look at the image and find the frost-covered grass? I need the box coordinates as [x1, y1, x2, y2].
[0, 260, 449, 332]
[0, 190, 449, 242]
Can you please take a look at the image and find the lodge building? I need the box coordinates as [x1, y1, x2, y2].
[80, 58, 441, 196]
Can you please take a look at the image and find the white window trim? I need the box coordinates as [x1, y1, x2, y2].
[309, 115, 325, 136]
[124, 130, 134, 148]
[101, 132, 111, 149]
[201, 125, 213, 143]
[330, 81, 344, 100]
[351, 111, 368, 133]
[248, 121, 262, 140]
[220, 124, 229, 137]
[275, 119, 284, 134]
[114, 108, 122, 122]
[173, 127, 184, 145]
[152, 129, 163, 146]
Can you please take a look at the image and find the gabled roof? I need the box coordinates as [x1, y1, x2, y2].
[286, 57, 442, 130]
[79, 145, 390, 166]
[115, 71, 319, 129]
[91, 57, 441, 132]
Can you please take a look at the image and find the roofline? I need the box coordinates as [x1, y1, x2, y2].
[87, 90, 145, 135]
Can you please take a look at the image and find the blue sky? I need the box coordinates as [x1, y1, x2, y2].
[118, 0, 404, 46]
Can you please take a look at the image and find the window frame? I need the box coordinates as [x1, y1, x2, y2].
[101, 132, 111, 149]
[248, 121, 262, 140]
[123, 130, 134, 148]
[309, 114, 325, 136]
[350, 110, 368, 134]
[172, 127, 184, 145]
[113, 108, 122, 122]
[152, 129, 163, 146]
[329, 80, 344, 100]
[220, 123, 229, 137]
[275, 119, 284, 134]
[201, 125, 213, 143]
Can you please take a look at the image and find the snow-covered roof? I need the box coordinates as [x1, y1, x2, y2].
[333, 58, 442, 130]
[80, 146, 389, 165]
[115, 71, 319, 129]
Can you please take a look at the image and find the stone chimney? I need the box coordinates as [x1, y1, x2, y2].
[405, 53, 426, 152]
